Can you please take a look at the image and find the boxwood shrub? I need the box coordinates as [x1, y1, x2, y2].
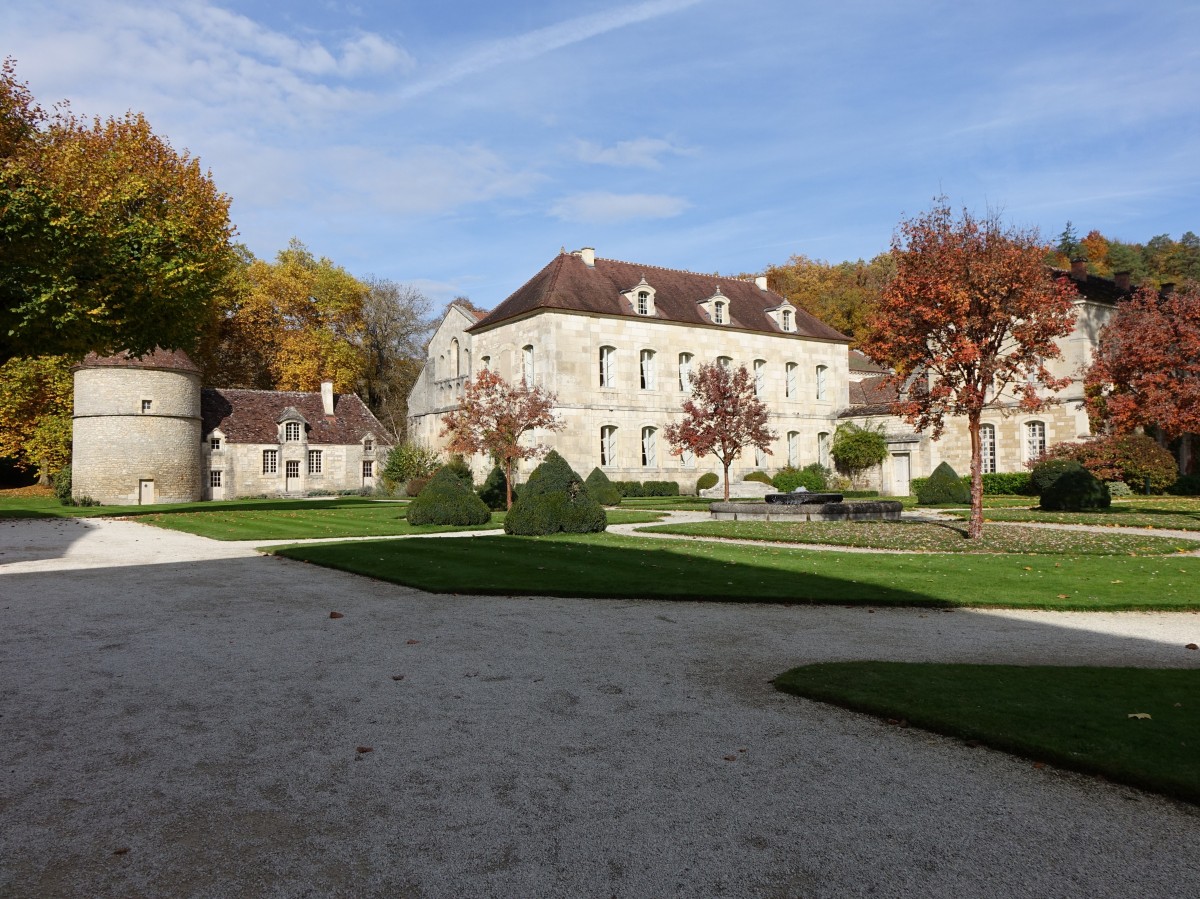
[477, 465, 517, 511]
[584, 467, 623, 505]
[773, 464, 828, 493]
[1037, 461, 1111, 511]
[504, 451, 607, 535]
[407, 466, 492, 526]
[916, 462, 970, 505]
[743, 471, 773, 485]
[696, 472, 719, 492]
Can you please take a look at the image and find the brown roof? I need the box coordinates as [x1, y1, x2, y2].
[470, 251, 850, 342]
[843, 375, 901, 416]
[202, 388, 390, 445]
[849, 349, 888, 373]
[77, 347, 201, 374]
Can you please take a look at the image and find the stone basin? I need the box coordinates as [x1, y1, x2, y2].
[710, 500, 903, 522]
[764, 492, 843, 505]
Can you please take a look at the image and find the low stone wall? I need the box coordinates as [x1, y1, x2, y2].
[709, 500, 903, 522]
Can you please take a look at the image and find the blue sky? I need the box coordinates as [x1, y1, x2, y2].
[5, 0, 1198, 311]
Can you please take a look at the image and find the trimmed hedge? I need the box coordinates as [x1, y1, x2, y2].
[504, 451, 607, 536]
[614, 480, 681, 497]
[407, 466, 492, 526]
[743, 471, 773, 485]
[773, 464, 828, 493]
[910, 471, 1036, 497]
[916, 462, 970, 505]
[696, 472, 719, 492]
[1037, 461, 1111, 511]
[584, 467, 623, 505]
[1168, 474, 1200, 496]
[477, 465, 517, 511]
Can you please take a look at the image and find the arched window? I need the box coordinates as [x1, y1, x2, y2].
[815, 364, 829, 401]
[522, 345, 534, 384]
[480, 355, 491, 371]
[717, 355, 732, 369]
[1025, 420, 1046, 461]
[678, 353, 693, 391]
[785, 362, 797, 398]
[787, 431, 800, 467]
[641, 427, 657, 467]
[450, 338, 460, 378]
[639, 349, 656, 390]
[980, 423, 997, 474]
[713, 301, 726, 324]
[599, 346, 615, 388]
[637, 291, 650, 316]
[600, 426, 617, 467]
[753, 359, 765, 397]
[817, 431, 831, 468]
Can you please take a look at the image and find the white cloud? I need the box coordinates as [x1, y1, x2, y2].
[550, 192, 689, 223]
[574, 138, 693, 169]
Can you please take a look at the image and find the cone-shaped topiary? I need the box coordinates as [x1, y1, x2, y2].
[443, 454, 474, 489]
[584, 467, 622, 506]
[916, 461, 970, 505]
[504, 451, 607, 535]
[477, 464, 517, 511]
[406, 465, 491, 526]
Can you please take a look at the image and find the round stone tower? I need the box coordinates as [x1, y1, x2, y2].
[72, 349, 203, 505]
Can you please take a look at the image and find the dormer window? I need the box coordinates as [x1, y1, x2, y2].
[285, 421, 302, 442]
[713, 301, 726, 324]
[622, 277, 657, 316]
[363, 438, 374, 453]
[698, 287, 729, 325]
[768, 301, 797, 332]
[781, 310, 793, 332]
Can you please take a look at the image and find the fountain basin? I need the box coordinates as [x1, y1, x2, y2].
[710, 500, 903, 522]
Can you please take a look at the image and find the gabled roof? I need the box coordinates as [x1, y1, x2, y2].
[849, 349, 888, 374]
[470, 251, 850, 342]
[843, 375, 901, 416]
[201, 388, 390, 444]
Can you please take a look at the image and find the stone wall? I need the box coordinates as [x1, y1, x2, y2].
[203, 440, 382, 499]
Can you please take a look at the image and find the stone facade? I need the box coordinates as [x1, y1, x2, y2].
[408, 250, 1135, 496]
[73, 350, 389, 504]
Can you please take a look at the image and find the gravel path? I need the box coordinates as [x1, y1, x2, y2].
[2, 517, 1198, 897]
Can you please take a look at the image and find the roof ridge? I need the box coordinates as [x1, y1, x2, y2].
[595, 255, 762, 285]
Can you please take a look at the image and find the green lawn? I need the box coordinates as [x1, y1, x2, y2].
[0, 491, 397, 521]
[638, 519, 1200, 555]
[774, 662, 1200, 805]
[948, 499, 1200, 531]
[270, 532, 1200, 609]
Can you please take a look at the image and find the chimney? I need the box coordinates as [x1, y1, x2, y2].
[1070, 259, 1088, 281]
[1114, 271, 1131, 291]
[754, 275, 768, 291]
[579, 247, 595, 267]
[320, 380, 334, 416]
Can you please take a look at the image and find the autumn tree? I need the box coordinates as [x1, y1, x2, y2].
[440, 369, 561, 509]
[0, 60, 237, 364]
[860, 199, 1078, 538]
[664, 361, 777, 501]
[199, 240, 368, 393]
[1085, 282, 1200, 473]
[358, 277, 434, 438]
[763, 253, 894, 343]
[0, 355, 73, 483]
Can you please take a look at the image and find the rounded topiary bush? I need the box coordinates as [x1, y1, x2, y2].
[1030, 458, 1083, 495]
[406, 466, 492, 526]
[443, 454, 474, 489]
[696, 472, 719, 492]
[916, 461, 970, 505]
[743, 470, 772, 485]
[477, 465, 517, 511]
[1039, 463, 1111, 511]
[504, 451, 607, 535]
[584, 467, 622, 506]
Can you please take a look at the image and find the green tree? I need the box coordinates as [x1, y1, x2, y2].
[0, 355, 73, 483]
[0, 59, 237, 364]
[830, 423, 888, 489]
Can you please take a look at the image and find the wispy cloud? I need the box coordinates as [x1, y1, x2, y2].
[394, 0, 704, 101]
[574, 137, 694, 169]
[550, 191, 689, 223]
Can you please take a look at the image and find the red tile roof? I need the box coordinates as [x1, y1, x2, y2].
[78, 348, 201, 373]
[470, 251, 850, 342]
[201, 388, 391, 445]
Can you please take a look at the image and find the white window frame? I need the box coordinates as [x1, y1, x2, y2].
[637, 291, 650, 316]
[141, 399, 152, 413]
[713, 301, 726, 325]
[753, 359, 765, 397]
[817, 432, 831, 469]
[754, 445, 766, 468]
[678, 353, 693, 391]
[785, 362, 797, 398]
[286, 459, 300, 479]
[363, 438, 373, 453]
[717, 355, 732, 369]
[284, 421, 302, 442]
[781, 309, 793, 332]
[262, 450, 278, 475]
[787, 431, 800, 468]
[210, 470, 222, 488]
[639, 349, 656, 390]
[210, 436, 221, 451]
[1025, 420, 1046, 461]
[601, 426, 617, 467]
[599, 346, 615, 388]
[680, 446, 694, 469]
[816, 365, 829, 401]
[641, 427, 657, 468]
[522, 345, 535, 384]
[980, 423, 997, 474]
[308, 449, 322, 475]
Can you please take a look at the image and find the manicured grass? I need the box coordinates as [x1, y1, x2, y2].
[270, 532, 1200, 609]
[0, 491, 399, 521]
[949, 499, 1200, 531]
[773, 662, 1200, 805]
[637, 519, 1200, 555]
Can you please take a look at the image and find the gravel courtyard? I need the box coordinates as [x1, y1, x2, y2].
[2, 517, 1198, 897]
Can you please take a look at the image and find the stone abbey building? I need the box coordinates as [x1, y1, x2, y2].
[72, 349, 388, 504]
[407, 249, 1127, 494]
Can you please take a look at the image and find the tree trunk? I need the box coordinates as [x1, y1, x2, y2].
[722, 459, 731, 501]
[1180, 432, 1193, 476]
[504, 461, 514, 510]
[967, 412, 983, 540]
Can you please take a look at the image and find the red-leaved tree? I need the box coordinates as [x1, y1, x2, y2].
[860, 199, 1078, 538]
[664, 361, 777, 501]
[440, 369, 561, 509]
[1084, 282, 1200, 473]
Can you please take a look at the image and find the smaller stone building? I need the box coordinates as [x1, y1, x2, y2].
[73, 349, 389, 504]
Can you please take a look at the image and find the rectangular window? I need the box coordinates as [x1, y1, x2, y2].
[637, 291, 649, 315]
[262, 450, 278, 474]
[639, 350, 655, 390]
[680, 446, 694, 468]
[714, 302, 725, 324]
[753, 360, 765, 397]
[363, 438, 373, 453]
[816, 365, 828, 401]
[785, 362, 797, 398]
[817, 432, 831, 469]
[210, 470, 222, 488]
[1025, 421, 1046, 460]
[600, 426, 617, 467]
[754, 445, 766, 468]
[308, 450, 322, 475]
[981, 424, 997, 474]
[678, 353, 693, 391]
[210, 436, 221, 451]
[599, 346, 614, 388]
[285, 421, 301, 442]
[363, 460, 374, 479]
[787, 431, 800, 468]
[522, 345, 535, 384]
[641, 427, 656, 467]
[141, 400, 152, 413]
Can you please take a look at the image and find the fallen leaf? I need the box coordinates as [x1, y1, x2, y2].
[1187, 643, 1198, 651]
[112, 847, 130, 856]
[1110, 580, 1123, 584]
[356, 746, 374, 753]
[1023, 566, 1032, 571]
[406, 639, 420, 645]
[391, 675, 405, 681]
[1127, 713, 1152, 720]
[1057, 594, 1069, 599]
[329, 611, 344, 619]
[1032, 762, 1046, 769]
[723, 754, 737, 762]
